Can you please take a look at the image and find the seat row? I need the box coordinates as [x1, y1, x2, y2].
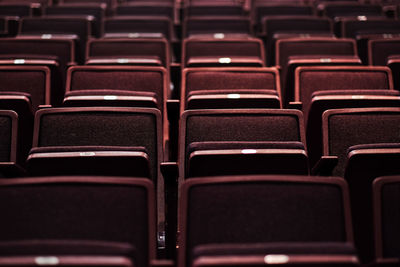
[2, 106, 400, 263]
[0, 174, 399, 266]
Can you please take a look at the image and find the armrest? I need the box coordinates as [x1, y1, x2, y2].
[311, 156, 338, 176]
[167, 99, 180, 123]
[288, 101, 302, 110]
[38, 105, 52, 110]
[161, 161, 179, 186]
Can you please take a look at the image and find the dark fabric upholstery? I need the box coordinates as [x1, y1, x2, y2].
[184, 17, 250, 37]
[185, 70, 276, 98]
[254, 5, 314, 25]
[0, 68, 47, 110]
[30, 145, 147, 154]
[36, 109, 158, 180]
[186, 113, 301, 145]
[88, 39, 167, 67]
[381, 181, 400, 258]
[327, 111, 400, 177]
[103, 17, 172, 40]
[369, 38, 400, 66]
[184, 178, 348, 266]
[297, 67, 391, 122]
[0, 177, 153, 267]
[0, 115, 11, 162]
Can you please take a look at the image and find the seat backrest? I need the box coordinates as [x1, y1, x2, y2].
[178, 175, 353, 267]
[0, 176, 156, 267]
[103, 16, 172, 41]
[276, 37, 357, 69]
[373, 175, 400, 262]
[115, 2, 174, 19]
[66, 65, 167, 112]
[86, 38, 169, 69]
[181, 67, 280, 112]
[321, 3, 383, 18]
[0, 37, 75, 68]
[179, 109, 305, 179]
[322, 107, 400, 177]
[295, 66, 393, 122]
[0, 110, 17, 163]
[32, 107, 162, 182]
[0, 66, 51, 110]
[0, 3, 33, 17]
[183, 16, 251, 38]
[253, 4, 314, 26]
[342, 19, 400, 38]
[182, 38, 265, 68]
[368, 38, 400, 65]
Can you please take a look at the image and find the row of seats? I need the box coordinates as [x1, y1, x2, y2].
[2, 106, 400, 264]
[0, 174, 399, 267]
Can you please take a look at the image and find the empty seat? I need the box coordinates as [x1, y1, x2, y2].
[184, 3, 245, 17]
[0, 37, 75, 105]
[341, 18, 400, 63]
[295, 65, 394, 124]
[181, 67, 281, 112]
[0, 3, 34, 17]
[0, 176, 156, 267]
[183, 16, 251, 38]
[58, 0, 116, 14]
[252, 4, 314, 32]
[0, 110, 25, 177]
[182, 38, 265, 68]
[103, 16, 174, 41]
[178, 175, 359, 267]
[19, 16, 92, 63]
[294, 66, 400, 167]
[318, 107, 400, 177]
[179, 109, 308, 182]
[343, 145, 400, 264]
[115, 2, 175, 20]
[276, 37, 359, 106]
[44, 3, 106, 38]
[27, 107, 162, 179]
[373, 175, 400, 266]
[86, 38, 170, 70]
[319, 2, 383, 19]
[368, 37, 400, 65]
[261, 16, 334, 65]
[63, 66, 168, 138]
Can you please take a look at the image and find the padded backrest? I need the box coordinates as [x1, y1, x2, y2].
[0, 38, 75, 67]
[342, 19, 400, 38]
[0, 110, 17, 162]
[45, 4, 105, 21]
[276, 38, 356, 68]
[0, 4, 33, 17]
[0, 176, 156, 267]
[185, 4, 244, 17]
[374, 176, 400, 260]
[66, 66, 167, 110]
[184, 16, 251, 37]
[86, 38, 168, 68]
[183, 67, 279, 98]
[103, 16, 172, 40]
[368, 38, 400, 65]
[0, 66, 50, 110]
[179, 175, 352, 267]
[116, 3, 174, 19]
[323, 108, 400, 177]
[183, 39, 264, 67]
[19, 16, 91, 43]
[296, 66, 393, 120]
[33, 107, 161, 181]
[182, 109, 304, 146]
[254, 5, 314, 25]
[263, 16, 332, 35]
[322, 3, 382, 18]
